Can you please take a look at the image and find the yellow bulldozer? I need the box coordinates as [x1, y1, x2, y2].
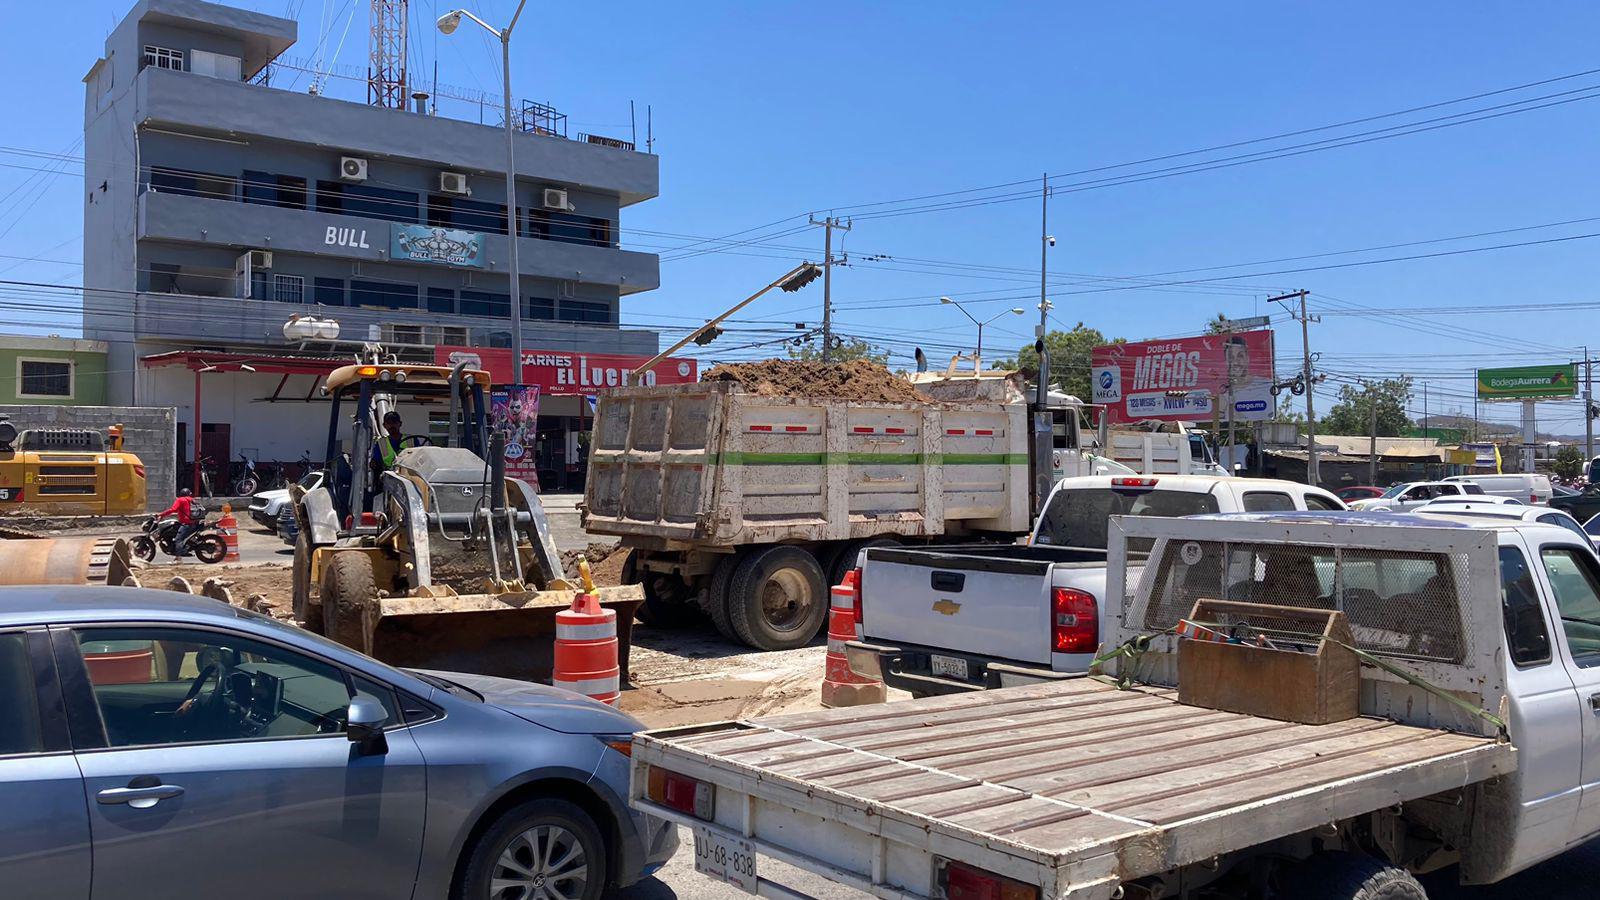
[288, 354, 640, 681]
[0, 415, 147, 516]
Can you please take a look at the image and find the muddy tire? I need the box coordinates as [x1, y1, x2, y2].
[320, 552, 376, 651]
[132, 535, 157, 563]
[729, 545, 828, 651]
[1283, 852, 1427, 900]
[828, 537, 898, 590]
[292, 534, 323, 633]
[624, 551, 701, 628]
[192, 534, 227, 564]
[452, 797, 607, 900]
[703, 552, 742, 642]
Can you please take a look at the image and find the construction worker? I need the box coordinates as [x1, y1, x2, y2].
[160, 488, 200, 555]
[371, 411, 406, 475]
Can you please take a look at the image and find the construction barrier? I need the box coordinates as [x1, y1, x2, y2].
[821, 570, 885, 708]
[217, 504, 240, 563]
[553, 561, 621, 706]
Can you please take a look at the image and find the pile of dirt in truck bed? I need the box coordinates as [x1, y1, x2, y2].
[560, 542, 627, 587]
[704, 360, 927, 403]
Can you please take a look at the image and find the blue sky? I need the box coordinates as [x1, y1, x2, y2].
[7, 1, 1600, 433]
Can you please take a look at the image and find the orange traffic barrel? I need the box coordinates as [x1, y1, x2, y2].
[218, 504, 240, 562]
[821, 569, 885, 708]
[553, 561, 620, 706]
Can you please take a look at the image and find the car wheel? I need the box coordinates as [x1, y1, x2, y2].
[702, 551, 742, 642]
[455, 798, 607, 900]
[293, 534, 323, 633]
[193, 534, 228, 564]
[320, 551, 376, 651]
[132, 535, 157, 562]
[728, 545, 828, 651]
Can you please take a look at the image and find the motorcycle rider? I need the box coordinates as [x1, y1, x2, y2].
[158, 488, 200, 555]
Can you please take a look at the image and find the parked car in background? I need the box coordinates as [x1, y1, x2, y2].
[248, 469, 324, 532]
[1416, 501, 1593, 547]
[0, 586, 677, 899]
[1336, 485, 1386, 503]
[1445, 472, 1553, 505]
[1549, 483, 1600, 523]
[1348, 479, 1484, 512]
[1421, 495, 1523, 508]
[1583, 513, 1600, 553]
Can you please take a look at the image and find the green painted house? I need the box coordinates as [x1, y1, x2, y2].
[0, 335, 108, 405]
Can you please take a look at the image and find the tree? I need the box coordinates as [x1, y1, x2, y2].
[787, 335, 889, 365]
[1319, 377, 1412, 437]
[1203, 312, 1232, 335]
[995, 323, 1123, 401]
[1555, 444, 1584, 481]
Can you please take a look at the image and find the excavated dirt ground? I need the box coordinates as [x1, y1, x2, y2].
[133, 562, 297, 620]
[705, 359, 928, 403]
[560, 542, 627, 586]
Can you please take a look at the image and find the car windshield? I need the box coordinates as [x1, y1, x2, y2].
[1380, 483, 1412, 499]
[1585, 514, 1600, 537]
[1035, 486, 1221, 550]
[296, 471, 321, 489]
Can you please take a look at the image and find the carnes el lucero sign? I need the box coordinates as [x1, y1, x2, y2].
[436, 346, 698, 394]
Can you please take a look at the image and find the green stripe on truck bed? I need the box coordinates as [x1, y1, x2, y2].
[710, 452, 1025, 466]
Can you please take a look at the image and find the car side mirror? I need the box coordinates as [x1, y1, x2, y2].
[346, 697, 389, 756]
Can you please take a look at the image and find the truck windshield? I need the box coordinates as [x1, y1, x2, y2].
[1380, 483, 1411, 499]
[1035, 488, 1221, 550]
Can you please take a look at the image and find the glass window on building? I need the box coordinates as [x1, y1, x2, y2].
[313, 278, 345, 307]
[525, 297, 556, 321]
[428, 195, 507, 235]
[460, 290, 510, 318]
[315, 182, 419, 223]
[349, 280, 419, 310]
[149, 167, 238, 202]
[244, 171, 308, 210]
[18, 359, 73, 398]
[273, 274, 306, 304]
[426, 287, 456, 314]
[562, 299, 611, 324]
[142, 45, 184, 71]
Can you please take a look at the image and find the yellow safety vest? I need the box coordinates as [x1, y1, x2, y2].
[379, 436, 400, 468]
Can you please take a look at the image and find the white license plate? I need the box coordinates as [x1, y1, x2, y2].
[930, 654, 969, 680]
[693, 825, 758, 894]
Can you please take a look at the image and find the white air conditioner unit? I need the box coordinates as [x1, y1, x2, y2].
[542, 188, 569, 210]
[339, 156, 369, 182]
[247, 250, 273, 269]
[439, 172, 471, 195]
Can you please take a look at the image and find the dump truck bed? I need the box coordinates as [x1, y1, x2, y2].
[632, 678, 1514, 899]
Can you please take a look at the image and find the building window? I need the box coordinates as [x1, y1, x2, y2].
[316, 181, 419, 223]
[460, 290, 510, 318]
[149, 167, 237, 202]
[526, 211, 612, 247]
[313, 277, 345, 306]
[562, 299, 611, 324]
[142, 45, 184, 71]
[426, 287, 456, 314]
[243, 171, 308, 210]
[525, 297, 555, 321]
[428, 195, 507, 235]
[273, 274, 306, 304]
[18, 359, 74, 399]
[349, 279, 419, 310]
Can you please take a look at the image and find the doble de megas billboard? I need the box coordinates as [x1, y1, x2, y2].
[1090, 330, 1275, 425]
[435, 346, 698, 395]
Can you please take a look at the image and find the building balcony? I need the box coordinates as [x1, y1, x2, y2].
[138, 190, 660, 293]
[135, 66, 658, 206]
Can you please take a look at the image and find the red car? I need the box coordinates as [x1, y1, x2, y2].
[1337, 486, 1386, 503]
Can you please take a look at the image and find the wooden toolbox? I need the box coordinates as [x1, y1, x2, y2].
[1177, 598, 1360, 725]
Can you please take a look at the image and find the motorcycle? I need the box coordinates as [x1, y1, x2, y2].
[132, 512, 228, 564]
[232, 453, 260, 497]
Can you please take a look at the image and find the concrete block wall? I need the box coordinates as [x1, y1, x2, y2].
[0, 404, 177, 511]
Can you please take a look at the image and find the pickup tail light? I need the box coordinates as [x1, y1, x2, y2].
[940, 860, 1039, 900]
[1052, 588, 1098, 653]
[1110, 477, 1158, 489]
[646, 766, 714, 821]
[846, 567, 863, 628]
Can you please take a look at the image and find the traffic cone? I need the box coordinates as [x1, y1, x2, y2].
[218, 504, 240, 563]
[821, 569, 885, 708]
[553, 560, 620, 706]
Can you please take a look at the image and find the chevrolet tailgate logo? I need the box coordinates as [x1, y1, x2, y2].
[932, 599, 961, 616]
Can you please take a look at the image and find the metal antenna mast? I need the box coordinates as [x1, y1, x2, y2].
[369, 0, 409, 108]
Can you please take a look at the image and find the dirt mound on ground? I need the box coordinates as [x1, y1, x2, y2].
[560, 542, 627, 587]
[704, 360, 926, 403]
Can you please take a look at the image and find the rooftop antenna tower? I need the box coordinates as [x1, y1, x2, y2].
[368, 0, 408, 108]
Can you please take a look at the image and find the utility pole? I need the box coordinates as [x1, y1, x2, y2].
[1585, 345, 1594, 463]
[1423, 382, 1429, 440]
[1038, 173, 1052, 340]
[810, 214, 851, 363]
[1368, 383, 1378, 485]
[1270, 290, 1318, 485]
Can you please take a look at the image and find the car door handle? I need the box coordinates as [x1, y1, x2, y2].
[96, 784, 185, 809]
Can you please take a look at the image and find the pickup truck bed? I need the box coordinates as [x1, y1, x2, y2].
[633, 679, 1515, 899]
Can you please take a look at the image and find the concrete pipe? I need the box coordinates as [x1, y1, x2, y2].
[0, 536, 133, 586]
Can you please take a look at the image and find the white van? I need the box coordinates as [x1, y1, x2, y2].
[1445, 473, 1553, 505]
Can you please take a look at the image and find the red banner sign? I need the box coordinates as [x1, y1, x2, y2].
[435, 346, 698, 395]
[1090, 329, 1275, 425]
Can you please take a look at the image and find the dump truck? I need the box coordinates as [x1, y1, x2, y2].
[289, 355, 641, 681]
[0, 415, 147, 516]
[627, 512, 1592, 899]
[583, 365, 1129, 650]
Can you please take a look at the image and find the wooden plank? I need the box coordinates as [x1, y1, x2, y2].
[839, 691, 1178, 755]
[759, 679, 1105, 732]
[795, 683, 1157, 745]
[887, 704, 1228, 763]
[894, 784, 1025, 817]
[907, 708, 1246, 774]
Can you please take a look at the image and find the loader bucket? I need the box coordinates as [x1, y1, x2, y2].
[0, 536, 133, 586]
[358, 585, 643, 684]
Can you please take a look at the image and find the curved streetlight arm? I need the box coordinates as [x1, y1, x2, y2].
[444, 7, 502, 38]
[942, 298, 980, 328]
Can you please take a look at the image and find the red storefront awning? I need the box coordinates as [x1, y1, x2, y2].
[433, 346, 698, 394]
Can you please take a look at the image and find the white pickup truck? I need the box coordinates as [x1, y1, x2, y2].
[845, 474, 1344, 694]
[631, 512, 1600, 899]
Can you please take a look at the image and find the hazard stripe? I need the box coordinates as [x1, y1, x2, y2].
[553, 675, 621, 695]
[827, 639, 848, 655]
[556, 622, 616, 641]
[830, 589, 855, 609]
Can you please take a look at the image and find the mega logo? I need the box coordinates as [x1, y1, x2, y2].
[1131, 351, 1202, 390]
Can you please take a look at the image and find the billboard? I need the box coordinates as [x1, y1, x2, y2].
[1091, 329, 1275, 425]
[435, 347, 698, 394]
[1476, 364, 1577, 401]
[490, 385, 541, 484]
[390, 223, 486, 267]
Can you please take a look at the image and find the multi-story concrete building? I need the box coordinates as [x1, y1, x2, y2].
[82, 0, 670, 486]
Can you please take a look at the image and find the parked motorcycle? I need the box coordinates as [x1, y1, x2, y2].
[132, 512, 228, 564]
[232, 452, 260, 497]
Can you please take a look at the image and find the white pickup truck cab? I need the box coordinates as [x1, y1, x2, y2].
[632, 513, 1600, 899]
[846, 475, 1344, 694]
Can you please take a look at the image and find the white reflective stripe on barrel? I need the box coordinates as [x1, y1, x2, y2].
[830, 588, 854, 609]
[827, 639, 847, 655]
[556, 621, 616, 641]
[552, 675, 620, 695]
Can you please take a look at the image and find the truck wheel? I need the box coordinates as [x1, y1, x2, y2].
[623, 551, 700, 628]
[453, 797, 607, 900]
[729, 545, 828, 651]
[1283, 852, 1428, 900]
[828, 537, 899, 590]
[703, 552, 742, 642]
[292, 535, 323, 634]
[321, 552, 376, 651]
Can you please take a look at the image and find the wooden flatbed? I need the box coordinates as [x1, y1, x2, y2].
[632, 678, 1516, 899]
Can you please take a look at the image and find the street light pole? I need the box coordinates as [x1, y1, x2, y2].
[440, 1, 530, 389]
[940, 297, 1024, 373]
